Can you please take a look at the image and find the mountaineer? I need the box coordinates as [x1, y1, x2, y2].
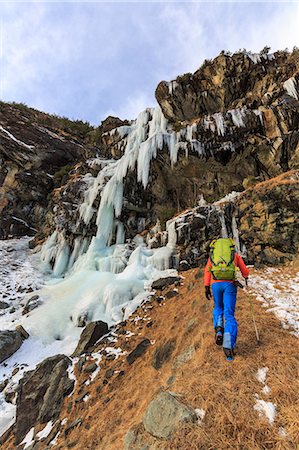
[204, 238, 249, 361]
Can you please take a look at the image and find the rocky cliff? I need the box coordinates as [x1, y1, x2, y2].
[0, 48, 299, 450]
[0, 102, 97, 238]
[29, 48, 299, 271]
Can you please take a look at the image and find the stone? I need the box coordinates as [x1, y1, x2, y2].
[186, 318, 198, 333]
[173, 346, 196, 370]
[165, 290, 178, 299]
[150, 276, 181, 290]
[105, 369, 114, 379]
[142, 391, 197, 439]
[83, 363, 97, 373]
[15, 325, 30, 340]
[124, 423, 158, 450]
[126, 339, 151, 365]
[64, 418, 82, 437]
[72, 321, 109, 357]
[15, 354, 74, 444]
[0, 379, 8, 393]
[0, 301, 9, 309]
[167, 376, 176, 385]
[0, 330, 23, 363]
[195, 270, 203, 279]
[152, 339, 176, 370]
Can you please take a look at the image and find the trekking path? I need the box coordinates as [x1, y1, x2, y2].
[3, 263, 299, 449]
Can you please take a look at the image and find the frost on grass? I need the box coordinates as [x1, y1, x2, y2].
[256, 367, 269, 384]
[256, 367, 271, 395]
[195, 408, 206, 424]
[254, 395, 276, 425]
[250, 268, 299, 337]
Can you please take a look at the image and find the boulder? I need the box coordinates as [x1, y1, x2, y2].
[150, 276, 181, 290]
[173, 345, 196, 370]
[126, 339, 151, 365]
[152, 339, 176, 370]
[15, 354, 74, 445]
[124, 423, 158, 450]
[0, 301, 9, 309]
[72, 321, 109, 357]
[0, 330, 23, 363]
[142, 391, 197, 439]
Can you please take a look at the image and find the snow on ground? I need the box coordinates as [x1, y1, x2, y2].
[0, 238, 45, 330]
[0, 237, 178, 438]
[249, 268, 299, 337]
[254, 395, 276, 425]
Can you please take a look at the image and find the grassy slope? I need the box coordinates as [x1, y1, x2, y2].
[59, 265, 299, 449]
[3, 264, 298, 450]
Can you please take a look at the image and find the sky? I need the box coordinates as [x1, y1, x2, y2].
[0, 1, 298, 126]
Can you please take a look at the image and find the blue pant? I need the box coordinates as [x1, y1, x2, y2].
[212, 282, 238, 349]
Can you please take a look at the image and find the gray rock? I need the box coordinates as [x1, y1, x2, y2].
[64, 418, 82, 437]
[0, 330, 23, 363]
[173, 345, 196, 370]
[0, 301, 9, 309]
[186, 318, 198, 333]
[165, 290, 178, 299]
[84, 362, 97, 373]
[15, 324, 30, 339]
[15, 354, 74, 445]
[124, 424, 157, 450]
[151, 276, 181, 290]
[142, 391, 197, 439]
[126, 339, 151, 365]
[152, 339, 176, 370]
[72, 320, 109, 356]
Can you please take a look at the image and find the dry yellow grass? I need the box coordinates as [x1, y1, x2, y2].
[2, 265, 299, 450]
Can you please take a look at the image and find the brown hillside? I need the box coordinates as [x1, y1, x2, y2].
[4, 263, 297, 450]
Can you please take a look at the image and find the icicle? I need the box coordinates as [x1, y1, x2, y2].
[253, 109, 263, 125]
[229, 108, 246, 127]
[213, 112, 225, 136]
[166, 219, 177, 248]
[168, 80, 178, 95]
[231, 210, 240, 254]
[283, 77, 298, 100]
[246, 52, 262, 64]
[218, 209, 228, 238]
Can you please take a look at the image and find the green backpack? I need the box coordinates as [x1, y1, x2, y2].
[209, 238, 236, 280]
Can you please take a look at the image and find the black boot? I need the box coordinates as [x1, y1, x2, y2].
[215, 326, 224, 346]
[223, 347, 234, 361]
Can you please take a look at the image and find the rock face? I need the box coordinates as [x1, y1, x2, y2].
[142, 391, 197, 439]
[36, 49, 298, 274]
[237, 170, 299, 264]
[0, 102, 95, 238]
[155, 49, 299, 122]
[72, 320, 109, 356]
[0, 330, 23, 363]
[15, 354, 74, 444]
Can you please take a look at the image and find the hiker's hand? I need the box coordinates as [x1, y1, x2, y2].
[205, 286, 212, 300]
[245, 278, 248, 287]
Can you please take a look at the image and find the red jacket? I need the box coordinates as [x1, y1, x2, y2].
[204, 253, 249, 287]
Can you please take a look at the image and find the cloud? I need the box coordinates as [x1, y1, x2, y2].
[0, 2, 298, 125]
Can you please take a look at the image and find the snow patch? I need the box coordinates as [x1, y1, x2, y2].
[0, 126, 34, 150]
[254, 395, 276, 425]
[36, 421, 54, 440]
[256, 367, 269, 384]
[250, 269, 299, 337]
[20, 427, 35, 449]
[195, 408, 206, 424]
